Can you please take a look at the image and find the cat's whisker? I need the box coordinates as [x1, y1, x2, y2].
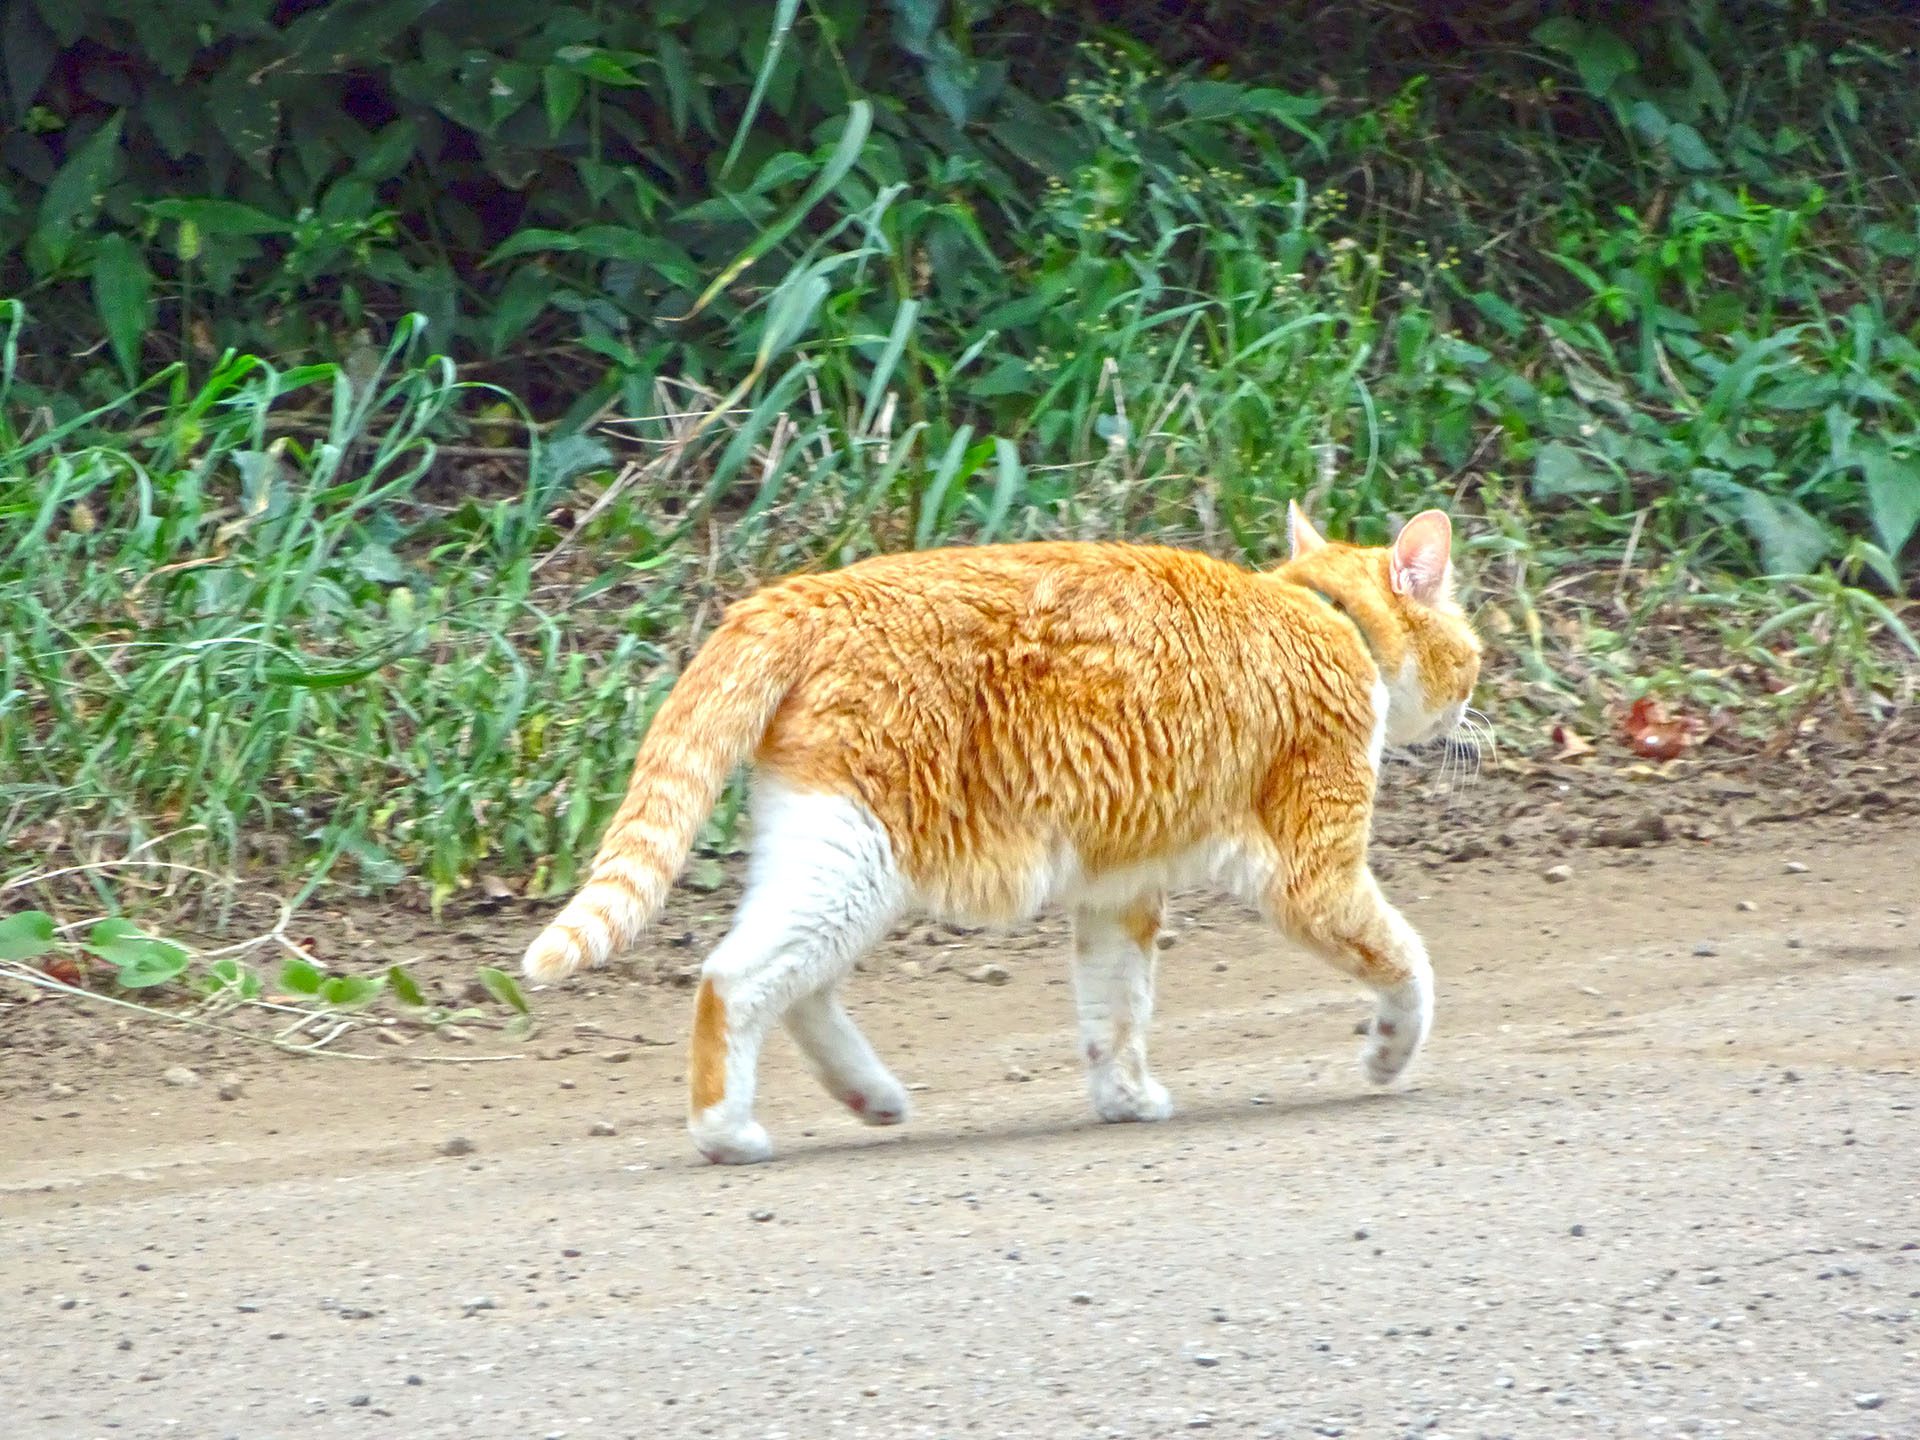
[1461, 707, 1500, 770]
[1451, 732, 1486, 783]
[1433, 739, 1462, 808]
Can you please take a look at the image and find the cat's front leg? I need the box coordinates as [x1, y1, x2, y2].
[1275, 864, 1433, 1085]
[1071, 896, 1174, 1123]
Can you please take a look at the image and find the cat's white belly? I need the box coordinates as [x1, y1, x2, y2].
[906, 834, 1281, 925]
[1041, 838, 1269, 912]
[752, 776, 1289, 928]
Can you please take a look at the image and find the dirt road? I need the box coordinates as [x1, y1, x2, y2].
[4, 776, 1917, 1439]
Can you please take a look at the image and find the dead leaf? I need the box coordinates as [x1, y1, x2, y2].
[1624, 695, 1701, 761]
[479, 873, 517, 901]
[1550, 723, 1595, 761]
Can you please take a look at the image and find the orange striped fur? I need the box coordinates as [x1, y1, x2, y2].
[523, 505, 1482, 1163]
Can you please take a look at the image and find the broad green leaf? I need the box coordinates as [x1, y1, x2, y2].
[1174, 81, 1327, 154]
[655, 34, 693, 135]
[1531, 441, 1611, 498]
[1862, 445, 1920, 557]
[210, 64, 281, 176]
[920, 35, 974, 127]
[757, 269, 828, 363]
[27, 0, 84, 45]
[745, 150, 815, 197]
[486, 225, 685, 268]
[486, 265, 558, 356]
[542, 65, 585, 137]
[36, 112, 125, 265]
[349, 119, 420, 185]
[552, 44, 647, 85]
[1533, 18, 1639, 100]
[1469, 291, 1526, 337]
[83, 918, 189, 989]
[1862, 223, 1920, 260]
[82, 917, 166, 965]
[279, 956, 325, 995]
[1730, 488, 1833, 575]
[0, 910, 57, 961]
[476, 965, 530, 1015]
[532, 432, 613, 501]
[1663, 123, 1719, 171]
[320, 974, 383, 1008]
[347, 541, 405, 585]
[126, 6, 199, 80]
[486, 60, 540, 129]
[1700, 326, 1805, 427]
[91, 233, 152, 381]
[386, 964, 426, 1007]
[1627, 100, 1668, 142]
[3, 4, 57, 116]
[114, 947, 191, 989]
[146, 198, 289, 236]
[892, 0, 940, 49]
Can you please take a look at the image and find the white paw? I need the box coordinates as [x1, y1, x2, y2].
[689, 1115, 774, 1166]
[1361, 979, 1432, 1086]
[1091, 1071, 1174, 1124]
[840, 1072, 911, 1127]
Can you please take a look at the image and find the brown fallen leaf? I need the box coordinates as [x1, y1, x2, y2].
[1624, 696, 1702, 761]
[1550, 723, 1595, 761]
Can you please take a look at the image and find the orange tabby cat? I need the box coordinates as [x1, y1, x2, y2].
[523, 503, 1482, 1163]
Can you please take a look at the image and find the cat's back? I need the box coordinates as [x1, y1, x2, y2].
[743, 539, 1287, 644]
[747, 541, 1374, 916]
[752, 539, 1368, 781]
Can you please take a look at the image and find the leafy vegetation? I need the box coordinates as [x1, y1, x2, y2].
[0, 888, 534, 1048]
[2, 0, 1916, 918]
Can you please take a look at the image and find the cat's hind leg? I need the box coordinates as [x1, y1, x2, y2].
[687, 782, 905, 1164]
[784, 989, 910, 1126]
[1072, 894, 1174, 1123]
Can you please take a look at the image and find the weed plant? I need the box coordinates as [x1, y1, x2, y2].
[2, 3, 1916, 917]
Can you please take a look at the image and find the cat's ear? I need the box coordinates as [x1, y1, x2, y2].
[1288, 499, 1327, 558]
[1390, 509, 1453, 604]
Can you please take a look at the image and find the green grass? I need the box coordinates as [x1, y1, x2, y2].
[4, 11, 1918, 921]
[3, 274, 1912, 919]
[1, 308, 683, 912]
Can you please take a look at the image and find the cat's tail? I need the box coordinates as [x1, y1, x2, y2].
[521, 608, 807, 984]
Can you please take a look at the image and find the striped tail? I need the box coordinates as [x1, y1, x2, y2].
[522, 613, 804, 984]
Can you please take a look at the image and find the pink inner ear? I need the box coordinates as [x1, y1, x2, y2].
[1390, 510, 1452, 601]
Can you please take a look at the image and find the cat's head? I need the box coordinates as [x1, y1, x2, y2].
[1284, 502, 1483, 749]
